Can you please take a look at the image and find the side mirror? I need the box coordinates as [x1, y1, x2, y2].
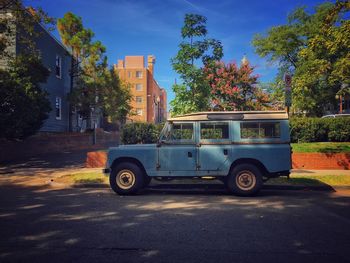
[156, 140, 163, 147]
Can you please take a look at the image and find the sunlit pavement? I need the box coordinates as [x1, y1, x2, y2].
[0, 179, 350, 263]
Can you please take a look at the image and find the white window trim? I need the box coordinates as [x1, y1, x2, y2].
[56, 55, 62, 79]
[55, 97, 62, 120]
[136, 96, 143, 103]
[136, 71, 143, 79]
[136, 84, 143, 91]
[136, 109, 143, 116]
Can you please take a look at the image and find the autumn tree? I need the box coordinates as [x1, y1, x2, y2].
[171, 14, 223, 115]
[204, 60, 270, 111]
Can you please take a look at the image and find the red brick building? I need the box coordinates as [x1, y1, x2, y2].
[114, 55, 167, 123]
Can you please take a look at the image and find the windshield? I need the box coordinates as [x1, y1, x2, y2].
[159, 122, 171, 141]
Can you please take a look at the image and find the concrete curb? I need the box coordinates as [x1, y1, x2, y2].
[67, 182, 350, 192]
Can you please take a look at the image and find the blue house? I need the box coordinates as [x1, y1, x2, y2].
[0, 8, 74, 132]
[34, 23, 73, 132]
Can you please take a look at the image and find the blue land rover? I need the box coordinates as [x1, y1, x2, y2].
[104, 111, 291, 196]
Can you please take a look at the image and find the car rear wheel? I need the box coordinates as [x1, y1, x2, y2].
[226, 163, 263, 196]
[110, 162, 144, 195]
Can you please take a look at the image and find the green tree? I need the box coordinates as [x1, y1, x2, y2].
[294, 1, 350, 115]
[102, 69, 132, 125]
[171, 14, 223, 115]
[252, 1, 349, 115]
[0, 1, 54, 140]
[0, 0, 55, 57]
[0, 55, 51, 140]
[58, 12, 107, 123]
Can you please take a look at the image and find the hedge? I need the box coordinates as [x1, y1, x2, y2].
[290, 117, 350, 143]
[121, 122, 163, 144]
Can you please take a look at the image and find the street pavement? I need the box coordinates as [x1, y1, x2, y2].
[1, 178, 350, 263]
[1, 151, 350, 262]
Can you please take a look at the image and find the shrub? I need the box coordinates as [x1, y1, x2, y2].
[328, 118, 350, 142]
[290, 117, 350, 142]
[121, 122, 163, 144]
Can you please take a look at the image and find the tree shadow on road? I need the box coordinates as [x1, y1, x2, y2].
[0, 182, 349, 263]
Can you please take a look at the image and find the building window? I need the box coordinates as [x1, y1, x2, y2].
[136, 96, 143, 103]
[128, 71, 132, 78]
[136, 71, 143, 78]
[55, 55, 61, 78]
[240, 122, 280, 139]
[136, 109, 143, 116]
[55, 97, 62, 120]
[136, 84, 143, 91]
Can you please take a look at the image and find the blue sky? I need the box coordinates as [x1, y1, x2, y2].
[26, 0, 329, 107]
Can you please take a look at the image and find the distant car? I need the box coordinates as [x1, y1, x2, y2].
[321, 114, 350, 118]
[104, 111, 292, 196]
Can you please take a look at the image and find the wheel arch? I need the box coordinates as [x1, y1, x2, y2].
[228, 158, 268, 177]
[111, 157, 147, 176]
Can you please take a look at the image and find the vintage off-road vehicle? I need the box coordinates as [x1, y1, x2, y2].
[104, 111, 291, 196]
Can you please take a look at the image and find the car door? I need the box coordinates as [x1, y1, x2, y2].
[158, 122, 197, 172]
[198, 121, 231, 173]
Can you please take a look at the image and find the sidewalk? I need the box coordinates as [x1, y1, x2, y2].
[291, 169, 350, 176]
[1, 163, 350, 191]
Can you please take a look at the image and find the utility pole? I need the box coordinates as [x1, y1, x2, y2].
[284, 73, 292, 116]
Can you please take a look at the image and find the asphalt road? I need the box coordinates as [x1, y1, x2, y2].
[0, 182, 350, 263]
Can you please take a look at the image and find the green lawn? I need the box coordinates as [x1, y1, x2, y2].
[291, 142, 350, 153]
[268, 174, 350, 187]
[61, 171, 350, 188]
[61, 172, 108, 184]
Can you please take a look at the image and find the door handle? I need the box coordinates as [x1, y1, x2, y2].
[188, 152, 192, 158]
[223, 149, 228, 155]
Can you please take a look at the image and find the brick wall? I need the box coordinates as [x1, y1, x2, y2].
[0, 130, 119, 164]
[292, 153, 350, 170]
[86, 151, 350, 170]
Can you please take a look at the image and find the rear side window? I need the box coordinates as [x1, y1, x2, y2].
[240, 122, 280, 139]
[172, 123, 194, 140]
[200, 122, 229, 140]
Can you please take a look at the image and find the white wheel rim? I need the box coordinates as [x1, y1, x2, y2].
[116, 169, 136, 190]
[235, 170, 256, 191]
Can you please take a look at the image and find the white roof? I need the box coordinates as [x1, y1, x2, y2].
[168, 111, 288, 121]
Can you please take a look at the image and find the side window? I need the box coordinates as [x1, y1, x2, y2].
[172, 123, 194, 141]
[200, 122, 229, 140]
[240, 122, 280, 139]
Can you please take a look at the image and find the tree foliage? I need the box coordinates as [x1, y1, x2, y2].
[204, 60, 270, 110]
[0, 1, 53, 140]
[58, 12, 132, 126]
[0, 55, 51, 140]
[101, 69, 132, 125]
[253, 1, 350, 116]
[171, 14, 223, 115]
[0, 0, 55, 57]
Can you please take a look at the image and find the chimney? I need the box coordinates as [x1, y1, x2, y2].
[117, 59, 124, 68]
[147, 55, 155, 75]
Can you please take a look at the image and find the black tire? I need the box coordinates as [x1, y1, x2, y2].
[143, 176, 152, 187]
[226, 163, 263, 196]
[109, 162, 145, 195]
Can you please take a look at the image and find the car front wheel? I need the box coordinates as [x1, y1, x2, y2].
[226, 163, 263, 196]
[110, 162, 144, 195]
